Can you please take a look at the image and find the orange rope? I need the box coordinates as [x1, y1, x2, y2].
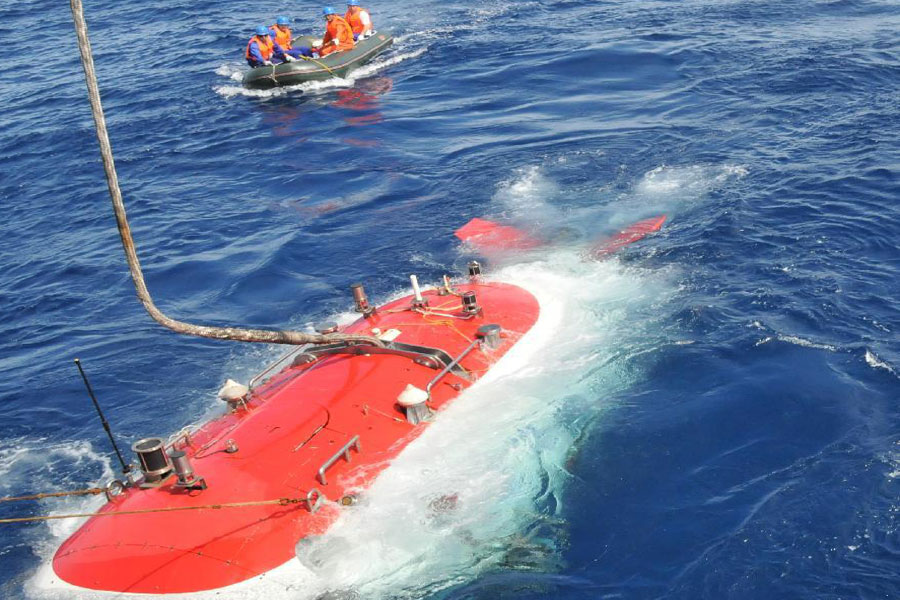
[421, 316, 473, 344]
[388, 319, 473, 344]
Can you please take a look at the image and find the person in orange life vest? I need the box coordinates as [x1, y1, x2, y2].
[309, 6, 354, 57]
[245, 25, 294, 67]
[268, 16, 306, 60]
[345, 1, 373, 41]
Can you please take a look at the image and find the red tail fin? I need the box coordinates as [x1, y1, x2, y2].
[454, 214, 667, 258]
[454, 218, 541, 251]
[588, 215, 666, 259]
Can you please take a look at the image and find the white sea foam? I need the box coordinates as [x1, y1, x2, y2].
[754, 333, 837, 352]
[493, 165, 561, 223]
[1, 439, 113, 554]
[485, 161, 747, 244]
[887, 441, 900, 480]
[635, 164, 748, 198]
[864, 349, 896, 376]
[750, 321, 841, 353]
[776, 334, 837, 352]
[214, 63, 245, 82]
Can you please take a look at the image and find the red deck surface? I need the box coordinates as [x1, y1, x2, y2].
[52, 281, 539, 594]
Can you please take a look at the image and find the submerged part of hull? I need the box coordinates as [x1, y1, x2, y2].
[242, 31, 394, 89]
[51, 280, 539, 594]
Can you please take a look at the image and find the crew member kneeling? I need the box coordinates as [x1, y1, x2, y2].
[301, 6, 354, 58]
[345, 1, 373, 40]
[246, 25, 294, 67]
[269, 16, 306, 60]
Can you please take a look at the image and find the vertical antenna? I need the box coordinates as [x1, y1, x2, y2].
[74, 358, 130, 474]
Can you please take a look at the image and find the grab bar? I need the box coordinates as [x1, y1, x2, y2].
[249, 345, 309, 389]
[425, 338, 480, 399]
[316, 435, 361, 485]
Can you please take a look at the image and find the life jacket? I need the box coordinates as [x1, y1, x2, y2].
[344, 7, 372, 36]
[321, 15, 354, 55]
[269, 25, 292, 50]
[245, 35, 274, 62]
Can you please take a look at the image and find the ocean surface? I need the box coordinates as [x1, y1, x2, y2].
[1, 0, 898, 598]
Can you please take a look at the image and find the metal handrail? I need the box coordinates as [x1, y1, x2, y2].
[425, 337, 481, 399]
[316, 436, 361, 485]
[249, 345, 309, 389]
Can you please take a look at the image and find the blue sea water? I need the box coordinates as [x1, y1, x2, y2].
[1, 0, 898, 598]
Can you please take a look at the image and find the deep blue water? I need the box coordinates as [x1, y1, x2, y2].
[1, 0, 898, 598]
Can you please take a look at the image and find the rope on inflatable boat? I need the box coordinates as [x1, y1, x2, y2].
[298, 54, 339, 77]
[0, 496, 311, 524]
[68, 0, 382, 348]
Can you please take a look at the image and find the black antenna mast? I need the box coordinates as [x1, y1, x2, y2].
[74, 358, 131, 474]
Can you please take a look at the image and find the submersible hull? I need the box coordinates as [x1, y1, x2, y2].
[49, 280, 540, 594]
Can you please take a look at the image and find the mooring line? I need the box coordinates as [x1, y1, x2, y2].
[68, 0, 383, 349]
[0, 488, 105, 503]
[0, 496, 309, 524]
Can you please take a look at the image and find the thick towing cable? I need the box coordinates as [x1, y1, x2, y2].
[68, 0, 381, 348]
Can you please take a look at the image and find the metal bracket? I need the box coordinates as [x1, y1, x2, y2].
[306, 488, 324, 513]
[104, 479, 126, 502]
[316, 435, 361, 485]
[423, 325, 502, 399]
[250, 341, 467, 391]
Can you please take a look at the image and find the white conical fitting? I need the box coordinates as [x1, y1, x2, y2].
[397, 383, 428, 407]
[218, 379, 249, 402]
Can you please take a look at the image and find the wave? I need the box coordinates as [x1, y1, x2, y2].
[0, 438, 113, 550]
[864, 348, 897, 377]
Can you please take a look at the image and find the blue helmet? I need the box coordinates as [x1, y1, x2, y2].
[347, 0, 359, 5]
[276, 15, 290, 25]
[322, 6, 336, 16]
[254, 25, 270, 36]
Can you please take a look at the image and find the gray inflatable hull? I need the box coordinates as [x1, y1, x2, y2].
[242, 31, 394, 89]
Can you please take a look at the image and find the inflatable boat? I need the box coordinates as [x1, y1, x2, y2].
[242, 31, 394, 89]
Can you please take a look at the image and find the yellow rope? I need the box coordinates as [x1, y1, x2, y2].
[421, 313, 474, 342]
[298, 54, 338, 77]
[426, 299, 463, 311]
[0, 496, 308, 524]
[388, 320, 472, 345]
